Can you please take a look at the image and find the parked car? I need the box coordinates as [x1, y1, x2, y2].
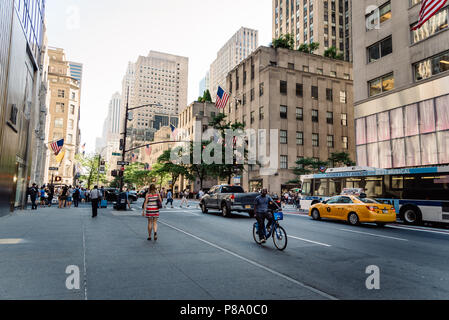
[200, 185, 260, 217]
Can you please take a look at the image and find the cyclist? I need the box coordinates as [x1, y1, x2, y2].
[254, 188, 276, 243]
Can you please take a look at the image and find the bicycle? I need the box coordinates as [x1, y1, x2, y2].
[252, 210, 288, 251]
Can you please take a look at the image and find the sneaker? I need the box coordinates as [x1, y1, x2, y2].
[154, 233, 158, 241]
[261, 238, 266, 243]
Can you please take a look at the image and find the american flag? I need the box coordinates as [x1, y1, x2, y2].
[170, 124, 178, 140]
[412, 0, 448, 30]
[216, 86, 230, 109]
[50, 139, 64, 155]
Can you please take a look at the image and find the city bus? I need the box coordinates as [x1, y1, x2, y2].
[300, 166, 449, 226]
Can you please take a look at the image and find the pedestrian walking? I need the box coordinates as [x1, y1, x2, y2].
[142, 184, 162, 241]
[73, 186, 80, 207]
[90, 186, 101, 218]
[27, 183, 38, 210]
[80, 188, 86, 203]
[67, 186, 74, 208]
[180, 189, 189, 208]
[47, 185, 54, 207]
[166, 189, 173, 208]
[39, 186, 46, 207]
[59, 186, 68, 208]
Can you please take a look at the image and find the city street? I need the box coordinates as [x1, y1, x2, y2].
[1, 199, 449, 300]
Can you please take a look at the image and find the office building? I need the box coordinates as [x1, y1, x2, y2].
[68, 61, 83, 88]
[209, 27, 258, 96]
[0, 0, 46, 215]
[352, 1, 449, 168]
[199, 71, 210, 97]
[44, 47, 82, 186]
[225, 46, 355, 194]
[272, 0, 352, 61]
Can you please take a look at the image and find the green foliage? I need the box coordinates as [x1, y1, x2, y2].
[208, 114, 246, 184]
[157, 149, 193, 188]
[271, 33, 295, 50]
[198, 90, 213, 103]
[328, 152, 356, 167]
[324, 46, 344, 60]
[297, 42, 320, 54]
[292, 158, 329, 176]
[76, 153, 108, 189]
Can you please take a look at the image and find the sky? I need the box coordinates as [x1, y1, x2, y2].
[45, 0, 272, 153]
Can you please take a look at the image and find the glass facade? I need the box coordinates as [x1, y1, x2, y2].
[14, 0, 46, 63]
[357, 93, 449, 168]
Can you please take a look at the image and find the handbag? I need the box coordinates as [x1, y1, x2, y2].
[157, 197, 162, 209]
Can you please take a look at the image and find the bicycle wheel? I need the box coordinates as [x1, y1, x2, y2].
[252, 223, 263, 245]
[273, 225, 287, 251]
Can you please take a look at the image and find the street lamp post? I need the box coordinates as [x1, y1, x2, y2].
[120, 87, 162, 192]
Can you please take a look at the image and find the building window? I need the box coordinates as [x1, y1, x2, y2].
[341, 113, 348, 126]
[340, 91, 347, 103]
[71, 92, 76, 100]
[330, 71, 336, 78]
[296, 132, 304, 145]
[312, 109, 319, 122]
[296, 107, 304, 121]
[67, 134, 73, 144]
[303, 66, 309, 72]
[56, 102, 65, 113]
[280, 80, 287, 94]
[312, 133, 319, 147]
[369, 73, 394, 96]
[54, 118, 63, 128]
[296, 83, 303, 96]
[414, 49, 449, 81]
[280, 105, 288, 119]
[68, 120, 74, 130]
[366, 1, 391, 29]
[411, 6, 448, 44]
[250, 88, 255, 101]
[259, 82, 264, 96]
[327, 135, 334, 148]
[280, 156, 288, 169]
[367, 36, 393, 63]
[288, 63, 295, 69]
[326, 112, 334, 124]
[242, 94, 246, 106]
[342, 136, 348, 149]
[58, 90, 65, 98]
[259, 107, 264, 120]
[251, 111, 255, 124]
[70, 104, 75, 114]
[317, 68, 323, 75]
[326, 88, 333, 101]
[312, 86, 318, 99]
[280, 130, 288, 144]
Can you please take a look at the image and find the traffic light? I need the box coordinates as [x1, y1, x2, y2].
[119, 139, 124, 151]
[100, 160, 106, 166]
[118, 170, 124, 177]
[111, 170, 117, 177]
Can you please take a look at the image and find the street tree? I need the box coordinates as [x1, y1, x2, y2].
[76, 153, 108, 189]
[292, 157, 329, 176]
[328, 152, 356, 167]
[157, 149, 193, 188]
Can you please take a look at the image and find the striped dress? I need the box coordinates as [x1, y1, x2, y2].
[145, 194, 160, 218]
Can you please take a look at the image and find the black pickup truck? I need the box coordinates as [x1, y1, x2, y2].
[200, 185, 260, 217]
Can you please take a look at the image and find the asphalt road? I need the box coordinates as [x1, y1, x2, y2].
[1, 199, 448, 300]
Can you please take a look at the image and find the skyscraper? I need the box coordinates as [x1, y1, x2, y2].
[68, 61, 83, 88]
[199, 71, 210, 97]
[209, 27, 258, 96]
[272, 0, 352, 61]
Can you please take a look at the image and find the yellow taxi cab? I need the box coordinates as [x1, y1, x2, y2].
[309, 195, 397, 227]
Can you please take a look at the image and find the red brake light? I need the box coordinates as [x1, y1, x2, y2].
[230, 194, 235, 200]
[366, 206, 379, 212]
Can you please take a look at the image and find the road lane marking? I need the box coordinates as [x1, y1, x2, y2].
[387, 225, 449, 236]
[161, 209, 201, 216]
[0, 239, 24, 244]
[82, 222, 88, 300]
[288, 235, 332, 247]
[159, 220, 338, 300]
[339, 228, 408, 241]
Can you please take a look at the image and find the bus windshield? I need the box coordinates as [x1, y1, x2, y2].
[356, 197, 380, 204]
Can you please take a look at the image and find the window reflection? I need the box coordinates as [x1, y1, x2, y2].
[412, 8, 448, 44]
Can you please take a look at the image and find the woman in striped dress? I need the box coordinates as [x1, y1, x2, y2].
[142, 184, 162, 241]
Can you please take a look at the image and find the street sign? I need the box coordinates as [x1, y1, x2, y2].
[117, 161, 130, 166]
[112, 152, 121, 156]
[49, 167, 59, 171]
